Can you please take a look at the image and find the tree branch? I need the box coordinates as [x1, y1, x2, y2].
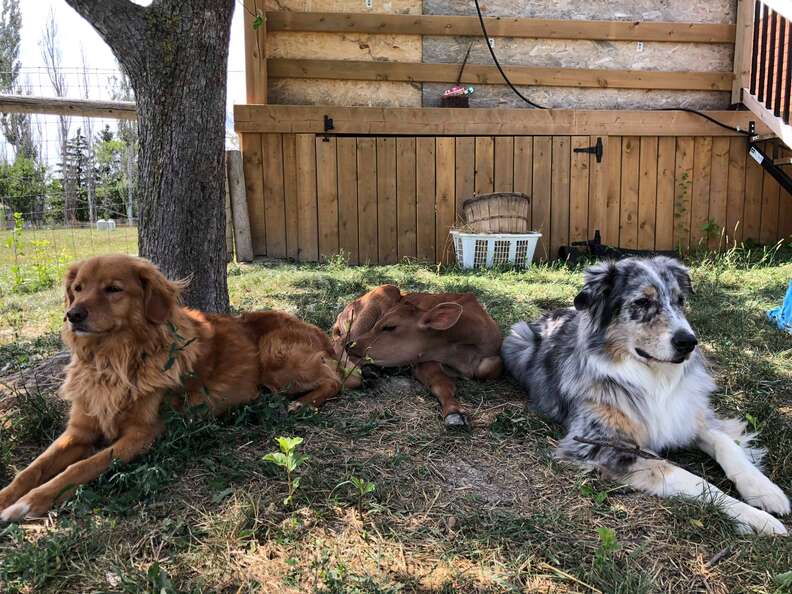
[63, 0, 146, 72]
[572, 436, 663, 460]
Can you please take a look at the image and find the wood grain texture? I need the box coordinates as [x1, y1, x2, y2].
[262, 133, 286, 258]
[655, 137, 676, 250]
[604, 136, 622, 247]
[357, 137, 378, 264]
[532, 137, 552, 260]
[742, 146, 764, 243]
[316, 137, 339, 259]
[551, 136, 571, 257]
[455, 137, 475, 222]
[673, 137, 695, 252]
[637, 137, 658, 250]
[569, 136, 590, 243]
[396, 137, 417, 260]
[336, 137, 359, 263]
[295, 133, 318, 261]
[377, 137, 398, 264]
[708, 137, 730, 249]
[619, 136, 640, 249]
[240, 133, 267, 256]
[416, 137, 436, 262]
[513, 136, 533, 231]
[494, 136, 515, 193]
[436, 137, 456, 263]
[269, 59, 732, 92]
[266, 12, 735, 43]
[689, 136, 713, 249]
[282, 134, 300, 260]
[587, 135, 608, 242]
[475, 136, 495, 195]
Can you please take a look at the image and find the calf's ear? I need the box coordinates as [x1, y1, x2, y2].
[419, 302, 463, 331]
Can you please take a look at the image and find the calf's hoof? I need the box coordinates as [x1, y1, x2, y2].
[444, 412, 469, 430]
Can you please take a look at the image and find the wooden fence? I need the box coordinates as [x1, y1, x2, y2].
[235, 105, 791, 264]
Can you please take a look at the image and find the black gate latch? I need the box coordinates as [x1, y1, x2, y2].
[322, 114, 334, 142]
[573, 137, 603, 163]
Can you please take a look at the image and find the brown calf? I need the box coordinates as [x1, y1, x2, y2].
[331, 285, 503, 428]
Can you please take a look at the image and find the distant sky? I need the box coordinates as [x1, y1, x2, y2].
[16, 0, 246, 164]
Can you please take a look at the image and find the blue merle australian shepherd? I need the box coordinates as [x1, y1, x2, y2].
[502, 256, 789, 536]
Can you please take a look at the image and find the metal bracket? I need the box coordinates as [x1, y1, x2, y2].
[748, 141, 792, 196]
[573, 137, 603, 163]
[322, 114, 334, 142]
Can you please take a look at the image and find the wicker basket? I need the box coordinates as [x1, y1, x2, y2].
[462, 192, 531, 233]
[451, 231, 541, 269]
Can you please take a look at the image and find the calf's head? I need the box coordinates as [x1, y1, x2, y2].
[345, 301, 464, 367]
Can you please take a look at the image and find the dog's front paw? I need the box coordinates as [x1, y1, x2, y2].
[733, 503, 788, 536]
[0, 499, 30, 523]
[738, 474, 791, 516]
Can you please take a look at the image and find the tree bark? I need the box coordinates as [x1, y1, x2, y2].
[64, 0, 232, 312]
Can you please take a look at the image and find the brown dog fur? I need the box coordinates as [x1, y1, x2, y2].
[0, 254, 354, 521]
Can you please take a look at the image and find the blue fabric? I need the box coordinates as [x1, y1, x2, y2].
[768, 281, 792, 334]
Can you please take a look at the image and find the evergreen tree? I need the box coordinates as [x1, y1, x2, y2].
[0, 0, 36, 160]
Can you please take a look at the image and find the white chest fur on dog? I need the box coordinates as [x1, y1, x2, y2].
[602, 355, 715, 452]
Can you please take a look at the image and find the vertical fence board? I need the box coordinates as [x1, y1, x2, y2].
[316, 137, 339, 259]
[494, 136, 515, 192]
[569, 136, 590, 243]
[377, 137, 398, 264]
[241, 133, 267, 256]
[655, 137, 676, 251]
[416, 137, 436, 261]
[282, 134, 300, 260]
[475, 136, 495, 195]
[588, 135, 608, 240]
[726, 137, 747, 244]
[690, 136, 713, 249]
[551, 136, 571, 258]
[295, 133, 318, 261]
[336, 137, 359, 264]
[357, 137, 378, 264]
[760, 168, 781, 245]
[743, 147, 764, 242]
[436, 138, 456, 263]
[673, 137, 695, 251]
[455, 137, 475, 224]
[708, 137, 730, 249]
[605, 136, 622, 246]
[619, 136, 640, 249]
[227, 149, 254, 262]
[262, 133, 286, 258]
[532, 137, 552, 260]
[513, 136, 533, 231]
[637, 137, 658, 250]
[397, 137, 417, 260]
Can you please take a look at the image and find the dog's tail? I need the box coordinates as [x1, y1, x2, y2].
[501, 321, 541, 383]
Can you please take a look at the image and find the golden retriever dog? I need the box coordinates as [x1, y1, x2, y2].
[0, 254, 357, 521]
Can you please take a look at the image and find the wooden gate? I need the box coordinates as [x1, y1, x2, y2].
[235, 105, 790, 263]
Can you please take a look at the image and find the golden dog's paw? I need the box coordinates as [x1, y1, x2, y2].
[0, 499, 30, 523]
[287, 400, 304, 414]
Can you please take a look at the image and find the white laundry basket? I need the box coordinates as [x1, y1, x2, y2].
[450, 231, 542, 269]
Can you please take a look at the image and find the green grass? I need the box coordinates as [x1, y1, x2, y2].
[1, 248, 792, 593]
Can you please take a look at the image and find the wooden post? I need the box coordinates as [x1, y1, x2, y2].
[224, 153, 235, 262]
[243, 0, 268, 104]
[227, 149, 254, 262]
[732, 0, 756, 104]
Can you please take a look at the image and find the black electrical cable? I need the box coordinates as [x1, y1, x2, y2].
[472, 0, 750, 135]
[473, 0, 546, 109]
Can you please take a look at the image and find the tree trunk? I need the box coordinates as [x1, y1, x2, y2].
[64, 0, 232, 312]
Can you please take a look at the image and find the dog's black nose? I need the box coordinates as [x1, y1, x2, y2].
[66, 306, 88, 324]
[671, 330, 698, 354]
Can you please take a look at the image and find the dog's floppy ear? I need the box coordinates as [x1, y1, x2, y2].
[669, 260, 694, 296]
[575, 260, 617, 311]
[136, 259, 181, 324]
[419, 302, 463, 331]
[63, 262, 81, 307]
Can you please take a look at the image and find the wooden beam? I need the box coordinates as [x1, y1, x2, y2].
[234, 104, 767, 137]
[243, 0, 267, 104]
[732, 0, 756, 103]
[268, 58, 732, 92]
[742, 89, 792, 148]
[227, 149, 254, 262]
[266, 12, 736, 44]
[0, 94, 136, 119]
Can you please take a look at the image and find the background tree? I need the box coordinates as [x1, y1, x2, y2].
[0, 0, 36, 161]
[80, 46, 97, 223]
[107, 64, 137, 225]
[40, 9, 73, 224]
[64, 0, 233, 312]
